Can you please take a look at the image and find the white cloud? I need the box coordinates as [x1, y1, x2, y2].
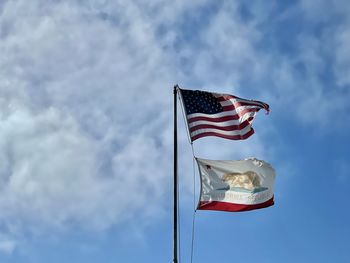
[193, 1, 350, 129]
[333, 25, 350, 87]
[1, 0, 240, 240]
[0, 0, 267, 241]
[333, 159, 349, 184]
[299, 0, 350, 78]
[0, 239, 16, 255]
[0, 0, 177, 236]
[0, 0, 349, 250]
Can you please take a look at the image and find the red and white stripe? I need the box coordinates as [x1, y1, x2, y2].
[186, 93, 269, 141]
[198, 197, 274, 212]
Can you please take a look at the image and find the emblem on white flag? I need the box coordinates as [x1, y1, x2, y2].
[196, 158, 276, 212]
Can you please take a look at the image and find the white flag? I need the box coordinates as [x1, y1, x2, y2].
[196, 158, 276, 212]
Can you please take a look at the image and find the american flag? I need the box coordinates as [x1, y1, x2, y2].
[179, 88, 269, 141]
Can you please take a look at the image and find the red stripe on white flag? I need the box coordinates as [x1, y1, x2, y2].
[198, 197, 274, 212]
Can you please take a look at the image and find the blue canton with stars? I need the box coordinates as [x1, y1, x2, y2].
[180, 89, 223, 114]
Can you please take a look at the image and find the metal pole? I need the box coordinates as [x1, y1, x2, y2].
[173, 85, 178, 263]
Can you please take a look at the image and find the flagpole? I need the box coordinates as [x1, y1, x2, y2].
[173, 85, 179, 263]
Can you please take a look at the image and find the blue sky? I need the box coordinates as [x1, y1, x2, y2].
[0, 0, 349, 262]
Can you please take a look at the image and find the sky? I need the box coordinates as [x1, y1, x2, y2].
[0, 0, 349, 262]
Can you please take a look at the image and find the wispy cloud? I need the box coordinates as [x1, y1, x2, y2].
[0, 0, 349, 252]
[0, 239, 16, 255]
[0, 0, 177, 236]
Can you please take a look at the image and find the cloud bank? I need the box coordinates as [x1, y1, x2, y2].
[0, 0, 349, 252]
